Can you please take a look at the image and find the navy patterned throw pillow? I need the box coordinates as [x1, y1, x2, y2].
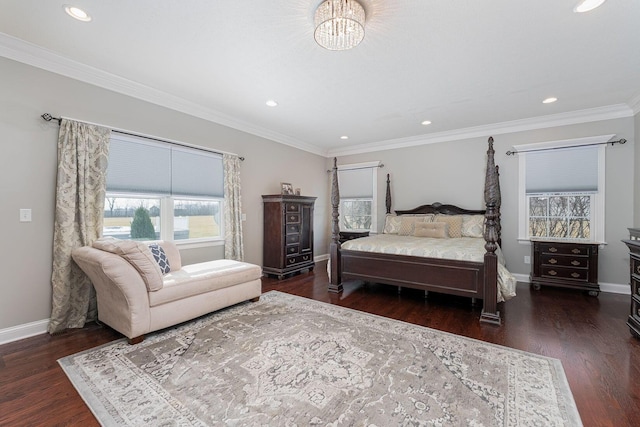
[148, 244, 171, 274]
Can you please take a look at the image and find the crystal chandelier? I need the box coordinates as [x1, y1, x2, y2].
[314, 0, 366, 51]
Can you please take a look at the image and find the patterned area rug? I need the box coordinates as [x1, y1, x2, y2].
[59, 291, 582, 426]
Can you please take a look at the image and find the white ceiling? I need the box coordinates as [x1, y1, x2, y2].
[1, 0, 639, 156]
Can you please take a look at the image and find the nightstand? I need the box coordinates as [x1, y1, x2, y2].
[530, 240, 600, 296]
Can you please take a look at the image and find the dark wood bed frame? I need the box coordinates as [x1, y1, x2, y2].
[328, 137, 503, 325]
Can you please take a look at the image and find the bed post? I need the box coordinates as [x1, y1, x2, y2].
[328, 157, 343, 293]
[386, 173, 392, 214]
[481, 137, 501, 325]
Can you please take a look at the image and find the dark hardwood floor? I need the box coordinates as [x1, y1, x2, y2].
[1, 260, 639, 426]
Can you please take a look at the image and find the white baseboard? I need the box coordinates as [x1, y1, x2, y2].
[314, 254, 329, 262]
[0, 319, 49, 345]
[512, 273, 630, 295]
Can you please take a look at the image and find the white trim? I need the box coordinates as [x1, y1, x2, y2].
[510, 134, 616, 153]
[512, 274, 629, 295]
[337, 161, 381, 171]
[0, 33, 635, 159]
[0, 319, 49, 345]
[516, 135, 613, 242]
[512, 273, 530, 283]
[327, 107, 632, 157]
[315, 253, 330, 262]
[0, 32, 325, 157]
[599, 282, 630, 295]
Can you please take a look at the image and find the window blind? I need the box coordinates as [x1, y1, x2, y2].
[106, 134, 223, 198]
[525, 145, 598, 194]
[337, 167, 374, 198]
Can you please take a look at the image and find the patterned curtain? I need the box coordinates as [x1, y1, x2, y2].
[223, 154, 244, 261]
[48, 119, 111, 334]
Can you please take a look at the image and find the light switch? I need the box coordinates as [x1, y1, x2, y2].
[20, 208, 32, 222]
[241, 213, 247, 221]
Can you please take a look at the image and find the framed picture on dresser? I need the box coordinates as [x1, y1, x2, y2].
[281, 182, 293, 195]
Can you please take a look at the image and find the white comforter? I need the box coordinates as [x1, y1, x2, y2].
[341, 234, 517, 302]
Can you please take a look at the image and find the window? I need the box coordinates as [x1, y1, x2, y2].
[103, 133, 224, 243]
[337, 162, 379, 232]
[516, 135, 612, 242]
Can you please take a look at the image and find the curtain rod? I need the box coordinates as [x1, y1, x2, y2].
[326, 164, 384, 173]
[506, 139, 626, 156]
[40, 113, 245, 161]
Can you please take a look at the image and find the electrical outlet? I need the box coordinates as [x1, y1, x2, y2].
[20, 208, 32, 222]
[524, 255, 531, 264]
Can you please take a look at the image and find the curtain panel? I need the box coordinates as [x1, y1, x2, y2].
[223, 154, 244, 261]
[48, 119, 111, 334]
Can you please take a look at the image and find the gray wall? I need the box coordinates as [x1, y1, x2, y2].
[333, 118, 635, 286]
[0, 57, 329, 330]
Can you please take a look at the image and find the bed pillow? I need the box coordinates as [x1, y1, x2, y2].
[397, 215, 435, 236]
[461, 215, 485, 238]
[383, 214, 402, 234]
[414, 221, 448, 238]
[434, 215, 463, 238]
[92, 237, 163, 291]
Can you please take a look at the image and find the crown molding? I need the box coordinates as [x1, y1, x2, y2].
[0, 32, 325, 157]
[1, 32, 635, 159]
[327, 104, 634, 157]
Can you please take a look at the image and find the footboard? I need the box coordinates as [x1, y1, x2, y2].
[341, 250, 484, 298]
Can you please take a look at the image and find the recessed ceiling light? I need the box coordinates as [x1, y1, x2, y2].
[574, 0, 607, 13]
[421, 120, 432, 126]
[265, 99, 278, 107]
[64, 5, 92, 22]
[542, 97, 558, 104]
[340, 136, 349, 140]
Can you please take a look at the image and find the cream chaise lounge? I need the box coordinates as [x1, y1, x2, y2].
[72, 238, 262, 344]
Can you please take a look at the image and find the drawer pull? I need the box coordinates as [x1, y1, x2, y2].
[548, 270, 557, 276]
[548, 258, 557, 264]
[303, 255, 309, 261]
[571, 260, 580, 266]
[571, 273, 580, 278]
[636, 265, 640, 274]
[290, 216, 296, 221]
[288, 258, 296, 264]
[549, 247, 558, 253]
[572, 248, 581, 254]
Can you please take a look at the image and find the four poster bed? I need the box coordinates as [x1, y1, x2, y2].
[328, 137, 516, 325]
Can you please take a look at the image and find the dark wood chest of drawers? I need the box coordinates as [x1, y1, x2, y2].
[623, 238, 640, 338]
[530, 240, 600, 295]
[262, 195, 316, 279]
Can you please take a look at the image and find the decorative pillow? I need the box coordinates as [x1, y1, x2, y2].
[383, 214, 402, 234]
[148, 243, 171, 274]
[92, 237, 163, 291]
[434, 215, 463, 238]
[398, 216, 420, 236]
[414, 222, 448, 238]
[461, 215, 485, 238]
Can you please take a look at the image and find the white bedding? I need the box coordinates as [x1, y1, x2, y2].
[341, 234, 517, 302]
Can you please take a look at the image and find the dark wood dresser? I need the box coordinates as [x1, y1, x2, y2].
[262, 195, 316, 279]
[530, 240, 600, 296]
[623, 229, 640, 338]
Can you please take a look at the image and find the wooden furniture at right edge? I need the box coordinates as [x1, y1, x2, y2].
[623, 229, 640, 338]
[328, 137, 503, 325]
